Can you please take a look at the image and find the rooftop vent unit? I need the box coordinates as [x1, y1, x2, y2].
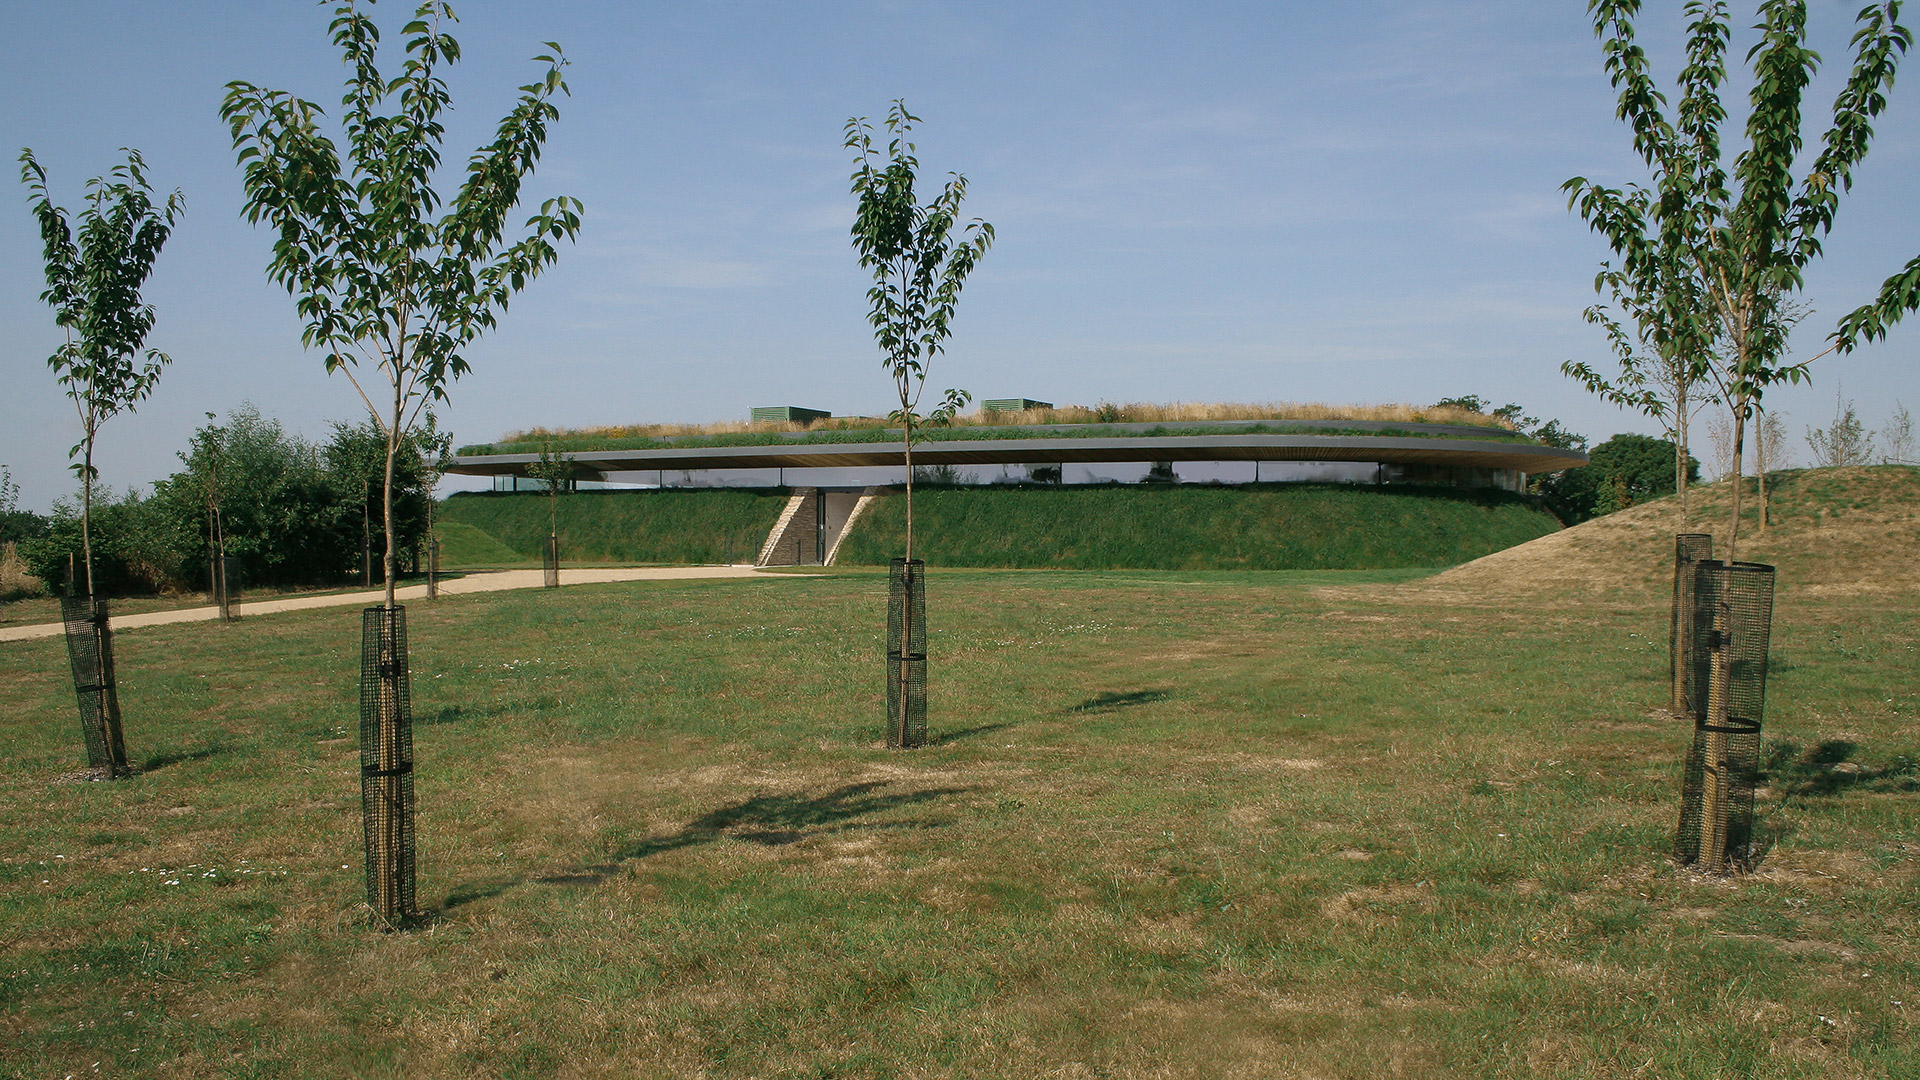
[983, 398, 1053, 412]
[750, 406, 831, 424]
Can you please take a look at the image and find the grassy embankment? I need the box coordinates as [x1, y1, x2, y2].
[838, 483, 1563, 570]
[435, 483, 1563, 573]
[433, 488, 790, 568]
[0, 467, 1914, 1077]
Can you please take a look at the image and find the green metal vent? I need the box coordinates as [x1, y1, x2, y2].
[750, 406, 831, 423]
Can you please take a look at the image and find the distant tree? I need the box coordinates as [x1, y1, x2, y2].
[845, 101, 993, 561]
[1752, 404, 1790, 529]
[1560, 225, 1718, 523]
[0, 465, 49, 548]
[19, 148, 183, 596]
[222, 0, 583, 607]
[1437, 397, 1589, 452]
[20, 487, 184, 596]
[1757, 408, 1793, 472]
[414, 412, 453, 578]
[154, 405, 343, 587]
[1567, 0, 1916, 559]
[1805, 390, 1876, 466]
[1540, 432, 1697, 524]
[324, 418, 434, 577]
[1879, 401, 1915, 464]
[524, 439, 577, 545]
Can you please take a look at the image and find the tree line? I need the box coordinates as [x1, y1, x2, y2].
[9, 406, 441, 596]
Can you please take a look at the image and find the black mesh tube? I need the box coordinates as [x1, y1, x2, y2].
[543, 535, 560, 589]
[1675, 561, 1774, 871]
[60, 595, 128, 778]
[427, 539, 440, 600]
[1669, 534, 1713, 713]
[887, 558, 927, 749]
[360, 605, 417, 925]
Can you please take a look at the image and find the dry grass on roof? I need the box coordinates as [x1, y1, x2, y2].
[501, 400, 1510, 444]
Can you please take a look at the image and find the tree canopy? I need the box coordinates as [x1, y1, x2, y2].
[1566, 0, 1916, 556]
[222, 0, 582, 604]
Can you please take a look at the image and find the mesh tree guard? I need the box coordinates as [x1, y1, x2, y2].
[427, 539, 441, 600]
[1675, 561, 1774, 871]
[543, 535, 560, 589]
[887, 558, 928, 748]
[360, 605, 417, 926]
[60, 595, 128, 778]
[1669, 534, 1714, 713]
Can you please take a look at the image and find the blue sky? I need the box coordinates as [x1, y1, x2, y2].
[3, 0, 1917, 509]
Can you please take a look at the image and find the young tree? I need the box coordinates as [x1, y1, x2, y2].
[525, 439, 576, 585]
[1567, 0, 1916, 559]
[20, 148, 183, 596]
[222, 0, 583, 607]
[1561, 186, 1718, 524]
[186, 412, 233, 608]
[414, 412, 453, 594]
[1753, 405, 1792, 529]
[1880, 401, 1916, 464]
[845, 101, 993, 560]
[1805, 390, 1876, 465]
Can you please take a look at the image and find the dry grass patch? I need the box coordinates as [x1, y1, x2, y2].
[1435, 466, 1920, 598]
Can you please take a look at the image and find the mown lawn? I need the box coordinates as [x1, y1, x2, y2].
[0, 565, 1913, 1078]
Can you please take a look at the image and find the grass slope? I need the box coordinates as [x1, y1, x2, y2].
[1437, 465, 1920, 598]
[434, 488, 789, 567]
[837, 482, 1562, 570]
[430, 520, 524, 567]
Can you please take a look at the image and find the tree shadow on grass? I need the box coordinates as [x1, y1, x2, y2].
[1763, 738, 1920, 798]
[442, 780, 972, 909]
[1070, 689, 1170, 714]
[139, 745, 226, 773]
[929, 723, 1013, 746]
[419, 701, 512, 726]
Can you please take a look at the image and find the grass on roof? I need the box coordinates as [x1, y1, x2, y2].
[458, 400, 1522, 456]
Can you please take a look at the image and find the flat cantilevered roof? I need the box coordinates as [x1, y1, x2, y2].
[449, 420, 1588, 479]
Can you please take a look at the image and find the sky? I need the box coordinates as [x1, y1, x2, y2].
[3, 0, 1917, 511]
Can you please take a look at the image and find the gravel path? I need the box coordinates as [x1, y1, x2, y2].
[0, 565, 788, 643]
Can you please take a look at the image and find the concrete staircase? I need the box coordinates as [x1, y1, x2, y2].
[755, 488, 819, 566]
[755, 487, 883, 567]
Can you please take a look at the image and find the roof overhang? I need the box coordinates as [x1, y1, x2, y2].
[450, 434, 1587, 478]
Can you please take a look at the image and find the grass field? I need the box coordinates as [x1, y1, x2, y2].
[838, 483, 1563, 570]
[0, 471, 1915, 1078]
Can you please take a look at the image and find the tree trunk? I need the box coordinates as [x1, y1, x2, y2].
[903, 418, 915, 563]
[1675, 388, 1690, 527]
[1726, 400, 1747, 562]
[383, 424, 399, 610]
[80, 428, 95, 597]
